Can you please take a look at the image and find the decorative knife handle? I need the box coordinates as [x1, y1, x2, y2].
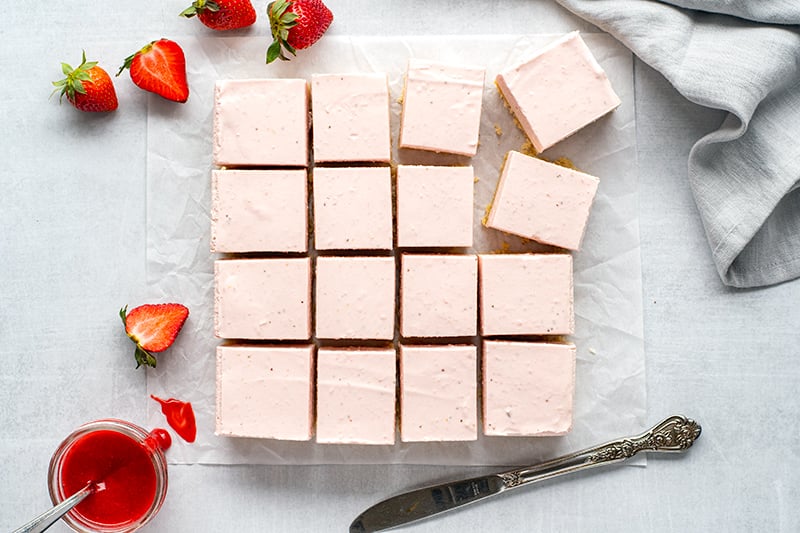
[585, 415, 701, 463]
[499, 415, 701, 489]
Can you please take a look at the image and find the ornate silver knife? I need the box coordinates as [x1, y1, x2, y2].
[350, 415, 701, 532]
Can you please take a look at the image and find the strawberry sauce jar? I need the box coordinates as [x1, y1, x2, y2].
[47, 419, 170, 532]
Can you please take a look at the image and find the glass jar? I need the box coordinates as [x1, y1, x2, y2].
[47, 419, 169, 532]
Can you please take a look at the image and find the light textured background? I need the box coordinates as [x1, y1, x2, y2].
[2, 1, 799, 531]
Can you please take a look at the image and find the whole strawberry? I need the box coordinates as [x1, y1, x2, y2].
[266, 0, 333, 64]
[120, 303, 189, 368]
[52, 51, 118, 112]
[180, 0, 256, 31]
[118, 39, 189, 103]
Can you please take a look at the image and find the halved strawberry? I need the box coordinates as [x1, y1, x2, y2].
[118, 39, 189, 103]
[120, 303, 189, 368]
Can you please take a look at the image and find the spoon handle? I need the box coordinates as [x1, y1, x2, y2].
[13, 482, 94, 533]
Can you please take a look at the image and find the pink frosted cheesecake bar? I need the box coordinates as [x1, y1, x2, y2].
[400, 344, 477, 442]
[396, 165, 474, 248]
[400, 59, 486, 157]
[400, 254, 477, 338]
[311, 73, 391, 163]
[483, 340, 576, 436]
[315, 256, 395, 340]
[316, 347, 396, 445]
[214, 258, 311, 340]
[479, 253, 573, 336]
[496, 32, 620, 153]
[211, 169, 308, 253]
[312, 167, 393, 250]
[486, 150, 599, 250]
[216, 344, 314, 440]
[213, 79, 308, 167]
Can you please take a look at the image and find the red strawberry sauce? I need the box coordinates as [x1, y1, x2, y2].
[59, 428, 168, 526]
[151, 395, 197, 443]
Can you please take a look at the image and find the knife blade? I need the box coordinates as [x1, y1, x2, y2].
[349, 474, 505, 532]
[350, 415, 701, 532]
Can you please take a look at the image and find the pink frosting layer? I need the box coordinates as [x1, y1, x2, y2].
[400, 254, 478, 337]
[311, 73, 391, 163]
[211, 169, 308, 253]
[315, 256, 396, 340]
[487, 150, 599, 250]
[312, 167, 393, 250]
[214, 258, 311, 340]
[316, 348, 396, 445]
[496, 32, 621, 152]
[213, 79, 308, 167]
[479, 253, 573, 336]
[216, 344, 314, 440]
[400, 59, 486, 156]
[482, 340, 576, 436]
[400, 345, 477, 442]
[396, 165, 474, 248]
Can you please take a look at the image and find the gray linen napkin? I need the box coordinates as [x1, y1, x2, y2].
[554, 0, 800, 287]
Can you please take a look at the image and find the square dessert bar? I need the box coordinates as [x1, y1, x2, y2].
[400, 59, 486, 156]
[216, 344, 314, 440]
[315, 256, 395, 340]
[483, 340, 576, 436]
[479, 253, 573, 336]
[211, 169, 307, 253]
[486, 150, 599, 250]
[312, 167, 393, 250]
[213, 78, 308, 167]
[214, 258, 311, 340]
[396, 165, 474, 248]
[400, 254, 477, 338]
[400, 344, 477, 442]
[316, 347, 396, 445]
[311, 73, 391, 163]
[496, 32, 621, 153]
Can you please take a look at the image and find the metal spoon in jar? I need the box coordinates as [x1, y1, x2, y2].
[12, 482, 95, 533]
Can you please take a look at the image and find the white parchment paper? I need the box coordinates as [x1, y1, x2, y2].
[145, 34, 645, 465]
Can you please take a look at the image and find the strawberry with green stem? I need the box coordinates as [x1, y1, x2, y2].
[266, 0, 333, 64]
[52, 51, 118, 112]
[120, 303, 189, 368]
[180, 0, 256, 31]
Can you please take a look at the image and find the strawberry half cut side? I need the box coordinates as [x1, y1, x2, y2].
[118, 39, 189, 103]
[120, 303, 189, 369]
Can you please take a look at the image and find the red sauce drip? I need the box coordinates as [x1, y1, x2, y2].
[144, 427, 173, 452]
[151, 395, 197, 443]
[60, 430, 157, 527]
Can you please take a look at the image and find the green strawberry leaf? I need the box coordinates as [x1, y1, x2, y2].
[266, 41, 282, 64]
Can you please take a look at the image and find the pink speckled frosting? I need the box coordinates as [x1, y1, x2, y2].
[487, 150, 599, 251]
[479, 253, 573, 336]
[214, 258, 311, 340]
[400, 59, 486, 156]
[216, 344, 314, 440]
[311, 73, 391, 163]
[496, 32, 620, 153]
[400, 345, 477, 442]
[400, 254, 477, 337]
[316, 348, 396, 445]
[483, 340, 575, 436]
[213, 79, 308, 167]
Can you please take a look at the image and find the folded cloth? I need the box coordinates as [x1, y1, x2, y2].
[554, 0, 800, 287]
